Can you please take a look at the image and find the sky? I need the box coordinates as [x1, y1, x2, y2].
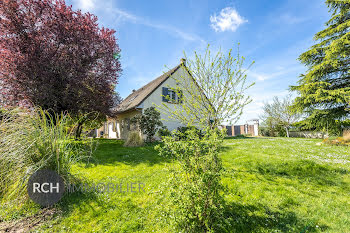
[67, 0, 330, 124]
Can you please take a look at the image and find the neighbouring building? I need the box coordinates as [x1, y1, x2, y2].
[95, 58, 205, 140]
[225, 119, 259, 136]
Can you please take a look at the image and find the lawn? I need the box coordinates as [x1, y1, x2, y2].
[1, 137, 350, 232]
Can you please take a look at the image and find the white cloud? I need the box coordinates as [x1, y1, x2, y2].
[247, 66, 301, 81]
[71, 1, 204, 43]
[111, 7, 139, 22]
[210, 7, 247, 32]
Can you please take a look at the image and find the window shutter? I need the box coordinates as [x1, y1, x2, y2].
[178, 90, 183, 103]
[162, 87, 168, 102]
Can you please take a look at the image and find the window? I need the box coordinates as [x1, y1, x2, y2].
[126, 118, 131, 130]
[168, 89, 177, 102]
[162, 87, 183, 104]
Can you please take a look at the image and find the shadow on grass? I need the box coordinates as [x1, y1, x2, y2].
[57, 190, 100, 218]
[224, 202, 328, 232]
[245, 159, 348, 187]
[54, 177, 102, 218]
[82, 139, 171, 167]
[54, 179, 147, 231]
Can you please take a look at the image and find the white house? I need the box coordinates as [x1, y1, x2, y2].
[96, 58, 199, 140]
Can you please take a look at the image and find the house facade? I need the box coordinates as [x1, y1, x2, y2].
[96, 59, 199, 140]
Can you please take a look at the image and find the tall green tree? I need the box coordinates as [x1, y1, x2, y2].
[291, 0, 350, 134]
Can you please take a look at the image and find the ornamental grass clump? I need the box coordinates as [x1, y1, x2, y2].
[342, 129, 350, 143]
[0, 108, 94, 201]
[124, 131, 144, 147]
[156, 128, 228, 232]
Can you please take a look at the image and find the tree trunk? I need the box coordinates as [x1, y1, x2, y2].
[285, 127, 289, 138]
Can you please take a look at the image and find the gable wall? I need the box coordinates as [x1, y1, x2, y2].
[141, 66, 202, 131]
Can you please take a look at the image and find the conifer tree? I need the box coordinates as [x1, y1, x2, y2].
[291, 0, 350, 134]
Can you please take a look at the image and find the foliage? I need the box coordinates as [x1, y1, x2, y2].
[157, 126, 171, 138]
[159, 44, 254, 128]
[261, 95, 301, 137]
[290, 0, 350, 132]
[293, 112, 350, 136]
[259, 117, 288, 137]
[123, 131, 144, 147]
[155, 128, 228, 232]
[322, 137, 350, 146]
[259, 126, 271, 137]
[0, 108, 94, 201]
[176, 126, 203, 139]
[131, 107, 163, 142]
[322, 129, 350, 146]
[112, 92, 123, 108]
[0, 0, 122, 135]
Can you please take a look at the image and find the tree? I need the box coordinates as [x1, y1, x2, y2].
[290, 0, 350, 134]
[112, 92, 123, 108]
[131, 107, 163, 142]
[160, 44, 254, 128]
[155, 128, 227, 232]
[261, 95, 301, 137]
[0, 0, 122, 137]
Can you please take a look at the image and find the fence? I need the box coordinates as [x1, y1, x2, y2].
[289, 131, 328, 139]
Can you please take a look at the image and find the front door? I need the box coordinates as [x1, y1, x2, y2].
[108, 123, 117, 138]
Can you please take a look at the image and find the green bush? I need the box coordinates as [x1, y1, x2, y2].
[124, 131, 144, 147]
[131, 107, 163, 142]
[259, 127, 270, 136]
[157, 126, 171, 138]
[0, 108, 94, 201]
[156, 128, 227, 232]
[176, 126, 203, 139]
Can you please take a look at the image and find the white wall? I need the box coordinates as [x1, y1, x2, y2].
[141, 66, 202, 131]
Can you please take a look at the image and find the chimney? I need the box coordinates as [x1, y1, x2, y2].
[180, 58, 186, 65]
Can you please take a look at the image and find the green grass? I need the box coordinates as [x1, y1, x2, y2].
[1, 137, 350, 232]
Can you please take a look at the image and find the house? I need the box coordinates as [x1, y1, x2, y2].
[95, 58, 200, 140]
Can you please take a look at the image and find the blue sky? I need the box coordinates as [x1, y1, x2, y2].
[67, 0, 330, 124]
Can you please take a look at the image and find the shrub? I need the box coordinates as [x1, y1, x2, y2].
[0, 108, 94, 201]
[157, 126, 171, 138]
[124, 131, 144, 147]
[156, 128, 227, 232]
[131, 107, 163, 142]
[176, 126, 203, 139]
[343, 129, 350, 142]
[259, 126, 270, 136]
[322, 137, 349, 146]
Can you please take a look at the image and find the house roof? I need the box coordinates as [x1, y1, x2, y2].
[114, 63, 182, 114]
